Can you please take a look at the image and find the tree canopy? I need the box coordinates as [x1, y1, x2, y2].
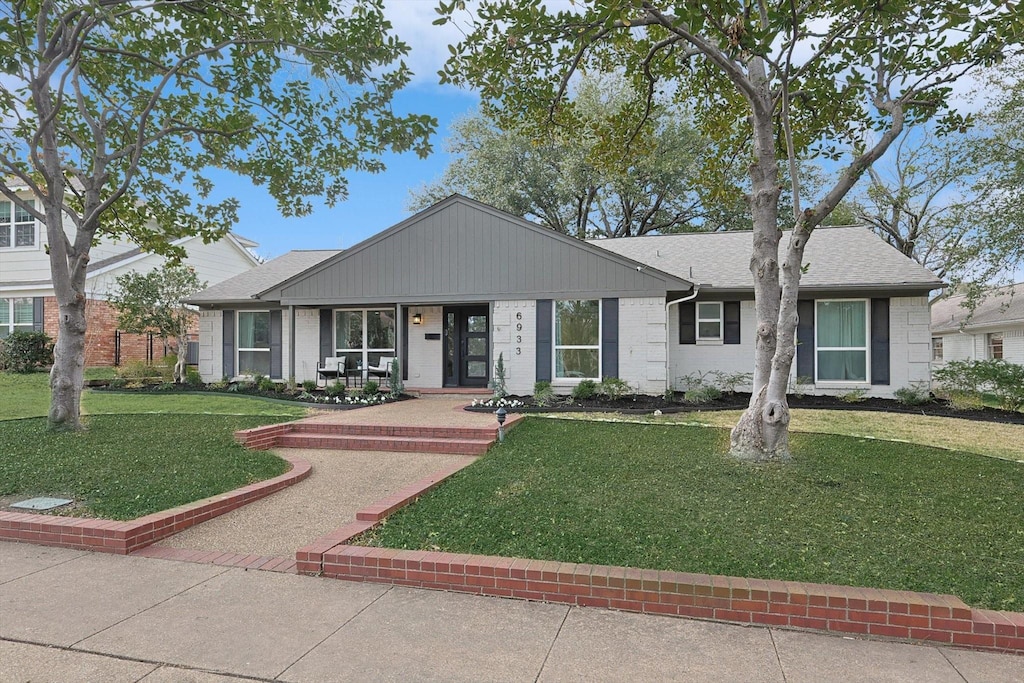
[0, 0, 435, 428]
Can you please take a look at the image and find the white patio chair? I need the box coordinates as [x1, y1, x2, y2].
[366, 356, 396, 382]
[316, 355, 344, 387]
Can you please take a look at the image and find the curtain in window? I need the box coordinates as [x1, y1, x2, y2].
[237, 312, 271, 375]
[555, 300, 599, 378]
[817, 301, 867, 381]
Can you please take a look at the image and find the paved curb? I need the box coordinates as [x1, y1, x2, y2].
[0, 453, 311, 554]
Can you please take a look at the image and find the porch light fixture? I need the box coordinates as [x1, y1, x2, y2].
[412, 312, 423, 325]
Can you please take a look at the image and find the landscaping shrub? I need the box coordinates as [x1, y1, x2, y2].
[185, 367, 204, 388]
[663, 388, 676, 402]
[389, 358, 404, 397]
[255, 374, 277, 393]
[684, 385, 722, 404]
[839, 388, 868, 403]
[571, 379, 597, 400]
[0, 330, 53, 373]
[948, 391, 985, 411]
[598, 377, 632, 400]
[363, 380, 380, 396]
[533, 380, 554, 407]
[489, 352, 508, 398]
[325, 380, 346, 398]
[117, 360, 169, 382]
[711, 370, 752, 394]
[894, 382, 932, 406]
[301, 379, 317, 392]
[935, 359, 1024, 411]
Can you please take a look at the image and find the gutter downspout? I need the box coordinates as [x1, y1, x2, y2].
[665, 286, 700, 393]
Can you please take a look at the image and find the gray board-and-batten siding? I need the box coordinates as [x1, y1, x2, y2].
[261, 196, 692, 306]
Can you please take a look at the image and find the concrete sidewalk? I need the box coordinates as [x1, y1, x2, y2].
[2, 542, 1022, 682]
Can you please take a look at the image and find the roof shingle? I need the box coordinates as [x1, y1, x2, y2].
[187, 250, 340, 303]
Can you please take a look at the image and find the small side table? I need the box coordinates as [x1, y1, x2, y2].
[345, 367, 364, 389]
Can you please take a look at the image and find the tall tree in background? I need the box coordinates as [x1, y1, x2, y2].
[410, 74, 745, 237]
[0, 0, 434, 429]
[109, 264, 205, 384]
[438, 0, 1019, 461]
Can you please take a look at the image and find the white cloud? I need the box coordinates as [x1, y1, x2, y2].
[384, 0, 473, 89]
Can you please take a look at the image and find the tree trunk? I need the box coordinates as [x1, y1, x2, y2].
[175, 336, 188, 383]
[48, 298, 88, 430]
[729, 60, 789, 462]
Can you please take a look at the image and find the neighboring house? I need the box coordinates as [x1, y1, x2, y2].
[0, 189, 262, 366]
[930, 284, 1024, 367]
[188, 195, 940, 397]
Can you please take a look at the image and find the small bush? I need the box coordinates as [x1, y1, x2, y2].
[598, 377, 632, 400]
[117, 360, 168, 381]
[0, 330, 53, 373]
[363, 380, 380, 396]
[839, 388, 868, 403]
[684, 386, 722, 404]
[156, 381, 176, 391]
[571, 379, 597, 400]
[108, 377, 127, 389]
[711, 371, 752, 394]
[790, 375, 814, 398]
[935, 359, 1024, 412]
[325, 381, 346, 398]
[948, 390, 985, 411]
[533, 380, 554, 407]
[389, 358, 404, 397]
[489, 352, 508, 399]
[301, 379, 318, 392]
[185, 367, 204, 388]
[256, 375, 277, 393]
[663, 388, 676, 402]
[893, 383, 931, 406]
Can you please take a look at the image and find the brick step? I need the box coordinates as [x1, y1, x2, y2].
[291, 422, 498, 440]
[276, 433, 494, 455]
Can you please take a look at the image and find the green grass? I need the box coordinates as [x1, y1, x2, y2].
[361, 418, 1024, 611]
[0, 371, 306, 421]
[0, 371, 304, 520]
[0, 414, 290, 519]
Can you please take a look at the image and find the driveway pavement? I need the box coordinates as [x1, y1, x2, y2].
[2, 541, 1022, 682]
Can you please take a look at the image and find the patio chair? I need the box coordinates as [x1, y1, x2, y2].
[316, 356, 345, 387]
[365, 356, 395, 382]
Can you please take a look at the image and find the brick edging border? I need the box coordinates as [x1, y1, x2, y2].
[0, 453, 311, 554]
[296, 465, 1024, 656]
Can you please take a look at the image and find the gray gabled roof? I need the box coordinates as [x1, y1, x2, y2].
[931, 283, 1024, 333]
[591, 226, 942, 293]
[187, 249, 340, 304]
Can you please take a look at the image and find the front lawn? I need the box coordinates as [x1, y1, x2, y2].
[360, 418, 1024, 611]
[0, 371, 304, 520]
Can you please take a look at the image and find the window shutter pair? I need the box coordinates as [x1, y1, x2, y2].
[679, 301, 740, 344]
[796, 298, 889, 385]
[222, 309, 283, 379]
[536, 298, 619, 381]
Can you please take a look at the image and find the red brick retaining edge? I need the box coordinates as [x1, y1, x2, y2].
[296, 470, 1024, 656]
[0, 453, 311, 555]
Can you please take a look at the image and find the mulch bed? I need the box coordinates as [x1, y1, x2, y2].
[466, 392, 1024, 426]
[91, 382, 414, 409]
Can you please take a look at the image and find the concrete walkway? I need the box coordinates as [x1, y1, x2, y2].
[2, 542, 1023, 682]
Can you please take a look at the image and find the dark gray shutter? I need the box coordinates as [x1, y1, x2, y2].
[536, 299, 552, 382]
[319, 308, 333, 364]
[222, 310, 235, 378]
[269, 309, 283, 379]
[401, 307, 409, 382]
[796, 300, 814, 380]
[601, 298, 619, 379]
[32, 297, 44, 332]
[871, 298, 890, 385]
[723, 301, 741, 345]
[679, 301, 696, 344]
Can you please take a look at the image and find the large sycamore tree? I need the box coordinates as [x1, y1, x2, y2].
[438, 0, 1020, 460]
[0, 0, 434, 430]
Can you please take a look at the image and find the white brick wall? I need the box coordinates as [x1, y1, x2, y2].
[293, 308, 321, 383]
[492, 300, 536, 395]
[667, 295, 933, 399]
[198, 309, 222, 382]
[406, 305, 444, 388]
[934, 325, 1024, 367]
[615, 297, 668, 395]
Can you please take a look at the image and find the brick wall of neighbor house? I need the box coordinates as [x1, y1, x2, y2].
[617, 297, 669, 396]
[42, 296, 179, 367]
[492, 300, 536, 395]
[668, 295, 931, 399]
[198, 309, 223, 381]
[406, 305, 444, 389]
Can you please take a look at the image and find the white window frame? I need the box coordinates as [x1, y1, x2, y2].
[0, 298, 35, 337]
[931, 336, 943, 362]
[696, 301, 723, 341]
[333, 308, 397, 370]
[814, 299, 871, 385]
[988, 332, 1003, 360]
[0, 199, 39, 251]
[236, 310, 271, 377]
[553, 299, 602, 382]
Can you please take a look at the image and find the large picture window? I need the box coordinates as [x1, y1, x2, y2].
[0, 200, 36, 249]
[816, 300, 868, 382]
[554, 299, 600, 379]
[237, 311, 271, 376]
[0, 298, 34, 338]
[335, 308, 396, 370]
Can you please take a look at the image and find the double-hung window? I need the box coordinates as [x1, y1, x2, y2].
[697, 302, 723, 341]
[554, 299, 600, 380]
[988, 332, 1004, 360]
[0, 200, 36, 249]
[237, 311, 271, 376]
[0, 298, 34, 338]
[816, 300, 868, 382]
[932, 337, 944, 361]
[334, 308, 396, 370]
